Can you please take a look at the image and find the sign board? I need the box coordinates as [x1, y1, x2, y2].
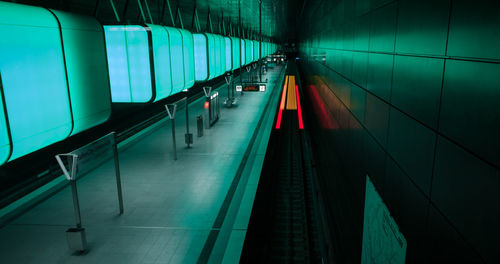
[70, 133, 115, 177]
[242, 84, 266, 92]
[361, 175, 407, 264]
[236, 83, 267, 92]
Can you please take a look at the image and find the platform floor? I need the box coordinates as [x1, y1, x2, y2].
[0, 65, 285, 264]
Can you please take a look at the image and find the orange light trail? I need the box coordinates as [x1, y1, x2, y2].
[276, 76, 289, 129]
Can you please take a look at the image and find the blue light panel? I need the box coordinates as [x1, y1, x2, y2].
[193, 34, 208, 81]
[225, 37, 232, 71]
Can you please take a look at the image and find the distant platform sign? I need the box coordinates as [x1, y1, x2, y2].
[236, 83, 266, 92]
[361, 175, 407, 264]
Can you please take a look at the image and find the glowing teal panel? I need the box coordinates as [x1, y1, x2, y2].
[217, 36, 226, 75]
[218, 35, 226, 74]
[241, 39, 246, 65]
[164, 27, 185, 94]
[250, 41, 254, 62]
[52, 10, 111, 134]
[225, 37, 232, 71]
[245, 40, 252, 64]
[193, 34, 208, 81]
[231, 37, 240, 69]
[253, 40, 259, 60]
[104, 26, 131, 102]
[214, 35, 222, 76]
[148, 24, 172, 101]
[207, 34, 217, 80]
[180, 29, 195, 90]
[0, 76, 10, 165]
[125, 26, 152, 102]
[0, 2, 72, 161]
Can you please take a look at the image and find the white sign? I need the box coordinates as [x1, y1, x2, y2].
[361, 175, 407, 264]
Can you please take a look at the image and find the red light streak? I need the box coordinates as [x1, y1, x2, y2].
[296, 85, 304, 129]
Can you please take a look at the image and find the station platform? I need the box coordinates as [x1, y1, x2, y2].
[0, 65, 286, 264]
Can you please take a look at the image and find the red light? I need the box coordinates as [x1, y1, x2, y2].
[308, 84, 338, 130]
[296, 85, 304, 129]
[204, 101, 210, 109]
[276, 109, 283, 129]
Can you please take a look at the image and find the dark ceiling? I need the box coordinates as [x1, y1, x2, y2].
[5, 0, 303, 42]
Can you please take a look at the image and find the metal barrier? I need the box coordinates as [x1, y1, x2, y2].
[55, 132, 123, 253]
[165, 95, 193, 160]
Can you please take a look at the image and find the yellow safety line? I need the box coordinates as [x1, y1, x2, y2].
[286, 75, 297, 110]
[280, 75, 289, 110]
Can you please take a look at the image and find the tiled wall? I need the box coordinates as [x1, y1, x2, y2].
[297, 0, 500, 263]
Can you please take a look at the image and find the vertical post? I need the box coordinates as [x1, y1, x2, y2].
[166, 104, 177, 160]
[171, 118, 177, 160]
[185, 97, 191, 148]
[112, 137, 124, 214]
[70, 180, 82, 228]
[68, 155, 82, 228]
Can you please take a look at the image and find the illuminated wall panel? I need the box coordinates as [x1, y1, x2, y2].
[206, 34, 217, 80]
[179, 29, 195, 90]
[231, 37, 241, 69]
[104, 25, 153, 102]
[164, 27, 185, 94]
[253, 40, 260, 60]
[241, 39, 246, 66]
[245, 39, 252, 64]
[104, 26, 130, 102]
[225, 37, 232, 71]
[0, 78, 10, 165]
[250, 40, 254, 62]
[193, 34, 208, 81]
[218, 35, 226, 74]
[147, 24, 172, 101]
[0, 2, 72, 161]
[52, 10, 112, 134]
[126, 26, 152, 101]
[214, 35, 222, 76]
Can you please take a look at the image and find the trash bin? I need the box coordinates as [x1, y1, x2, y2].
[197, 115, 203, 137]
